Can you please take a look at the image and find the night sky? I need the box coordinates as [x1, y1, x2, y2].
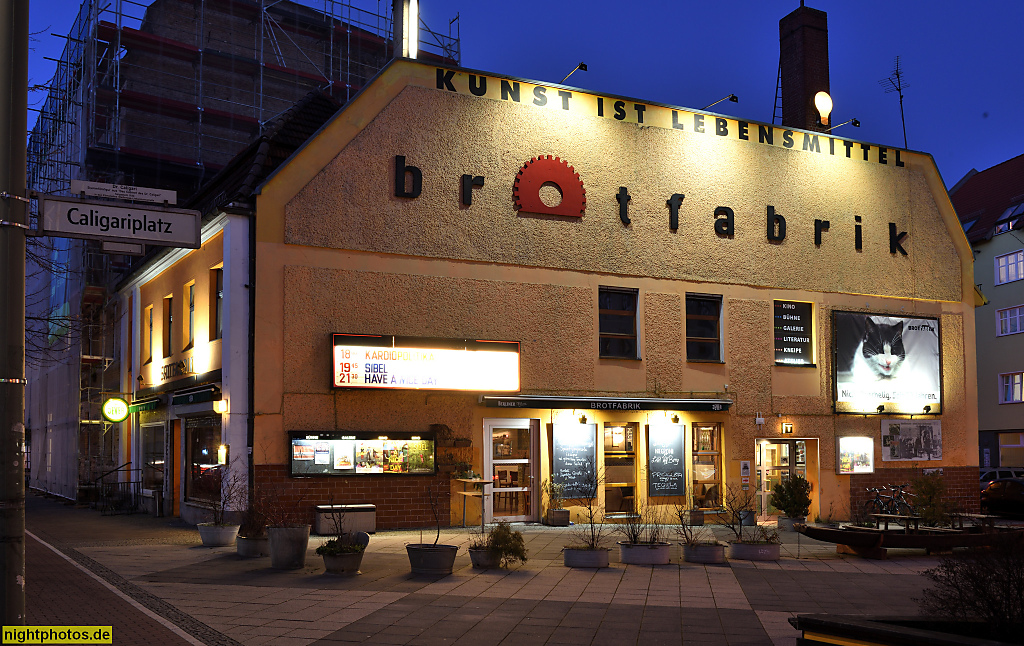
[28, 0, 1024, 190]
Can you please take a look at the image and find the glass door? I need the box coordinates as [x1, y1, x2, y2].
[484, 419, 538, 522]
[756, 439, 806, 518]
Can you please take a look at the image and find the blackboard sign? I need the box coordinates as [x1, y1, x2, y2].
[647, 424, 685, 497]
[552, 423, 597, 499]
[774, 300, 814, 365]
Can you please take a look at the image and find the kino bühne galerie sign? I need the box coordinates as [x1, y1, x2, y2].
[332, 334, 519, 391]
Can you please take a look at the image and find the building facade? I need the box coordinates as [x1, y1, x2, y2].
[950, 153, 1024, 471]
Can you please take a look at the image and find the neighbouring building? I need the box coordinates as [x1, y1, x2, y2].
[26, 0, 459, 503]
[114, 53, 981, 529]
[950, 153, 1024, 471]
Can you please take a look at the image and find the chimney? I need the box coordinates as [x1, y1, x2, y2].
[779, 2, 830, 131]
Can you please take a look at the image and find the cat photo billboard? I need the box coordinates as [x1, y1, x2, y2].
[833, 312, 941, 415]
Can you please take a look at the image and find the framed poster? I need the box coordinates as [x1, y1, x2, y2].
[833, 312, 941, 414]
[881, 420, 942, 461]
[289, 431, 435, 476]
[646, 424, 685, 497]
[836, 436, 874, 474]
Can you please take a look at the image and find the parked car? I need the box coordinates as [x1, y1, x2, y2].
[980, 468, 1024, 490]
[980, 478, 1024, 516]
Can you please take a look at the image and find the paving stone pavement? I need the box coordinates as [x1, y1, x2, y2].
[24, 491, 947, 645]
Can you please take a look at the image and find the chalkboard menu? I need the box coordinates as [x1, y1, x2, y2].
[774, 300, 814, 365]
[647, 424, 685, 497]
[552, 423, 597, 499]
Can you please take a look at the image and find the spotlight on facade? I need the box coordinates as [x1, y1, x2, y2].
[781, 422, 794, 434]
[923, 405, 931, 413]
[579, 414, 587, 424]
[702, 94, 738, 111]
[561, 62, 588, 84]
[213, 399, 228, 414]
[826, 117, 860, 132]
[814, 91, 833, 126]
[671, 414, 680, 423]
[876, 404, 885, 414]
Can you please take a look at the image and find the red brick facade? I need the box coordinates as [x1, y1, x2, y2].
[255, 465, 453, 530]
[849, 466, 980, 519]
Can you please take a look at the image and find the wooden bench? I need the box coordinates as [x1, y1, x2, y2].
[953, 513, 1000, 532]
[871, 513, 921, 534]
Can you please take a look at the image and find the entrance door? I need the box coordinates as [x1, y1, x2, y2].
[756, 439, 807, 518]
[484, 419, 539, 522]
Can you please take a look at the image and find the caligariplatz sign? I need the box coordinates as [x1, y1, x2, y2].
[38, 194, 201, 248]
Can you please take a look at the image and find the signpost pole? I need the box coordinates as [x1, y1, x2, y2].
[0, 0, 29, 624]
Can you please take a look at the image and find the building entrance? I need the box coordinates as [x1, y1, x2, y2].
[484, 419, 538, 522]
[756, 439, 809, 519]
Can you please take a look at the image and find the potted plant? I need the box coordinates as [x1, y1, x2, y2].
[315, 504, 369, 575]
[616, 499, 672, 565]
[236, 479, 270, 558]
[675, 505, 726, 563]
[196, 463, 244, 547]
[265, 491, 311, 569]
[719, 484, 781, 561]
[468, 521, 527, 569]
[563, 459, 610, 568]
[431, 423, 456, 447]
[543, 480, 569, 526]
[770, 474, 812, 531]
[406, 481, 459, 575]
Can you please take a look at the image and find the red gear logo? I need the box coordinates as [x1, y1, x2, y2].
[512, 155, 586, 217]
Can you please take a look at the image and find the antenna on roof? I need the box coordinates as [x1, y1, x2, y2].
[879, 56, 909, 149]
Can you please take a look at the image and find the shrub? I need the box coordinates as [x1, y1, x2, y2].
[769, 475, 811, 519]
[473, 521, 527, 568]
[911, 472, 954, 527]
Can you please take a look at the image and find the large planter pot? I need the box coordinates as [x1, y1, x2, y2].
[197, 523, 240, 547]
[563, 547, 610, 568]
[727, 541, 781, 561]
[618, 541, 672, 565]
[546, 509, 570, 527]
[681, 542, 727, 564]
[406, 544, 459, 575]
[738, 510, 757, 526]
[236, 536, 269, 558]
[322, 550, 364, 576]
[468, 548, 500, 569]
[777, 516, 805, 532]
[267, 525, 311, 569]
[681, 510, 704, 526]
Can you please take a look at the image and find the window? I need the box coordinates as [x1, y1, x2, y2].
[143, 305, 153, 364]
[692, 424, 721, 509]
[163, 296, 173, 357]
[995, 203, 1024, 235]
[186, 416, 223, 502]
[211, 268, 223, 340]
[995, 250, 1024, 285]
[686, 294, 722, 361]
[961, 219, 976, 233]
[998, 305, 1024, 336]
[142, 424, 164, 491]
[1001, 373, 1023, 404]
[185, 282, 195, 349]
[598, 287, 638, 359]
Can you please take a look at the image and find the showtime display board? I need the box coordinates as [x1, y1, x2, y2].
[332, 334, 519, 391]
[833, 312, 941, 415]
[289, 431, 435, 476]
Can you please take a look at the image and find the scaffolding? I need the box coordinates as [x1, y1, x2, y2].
[26, 0, 460, 498]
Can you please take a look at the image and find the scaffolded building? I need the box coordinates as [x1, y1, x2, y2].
[26, 0, 459, 502]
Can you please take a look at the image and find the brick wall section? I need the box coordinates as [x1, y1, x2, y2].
[255, 465, 452, 530]
[850, 466, 980, 518]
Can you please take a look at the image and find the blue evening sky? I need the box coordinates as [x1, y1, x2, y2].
[28, 0, 1024, 189]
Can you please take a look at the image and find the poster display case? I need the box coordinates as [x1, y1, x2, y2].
[836, 436, 874, 474]
[289, 431, 435, 476]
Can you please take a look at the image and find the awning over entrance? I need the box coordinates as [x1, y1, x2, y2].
[128, 396, 161, 413]
[480, 395, 732, 411]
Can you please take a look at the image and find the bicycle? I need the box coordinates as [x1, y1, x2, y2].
[886, 483, 917, 516]
[863, 486, 895, 517]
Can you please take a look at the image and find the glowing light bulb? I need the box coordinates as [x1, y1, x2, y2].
[814, 91, 833, 126]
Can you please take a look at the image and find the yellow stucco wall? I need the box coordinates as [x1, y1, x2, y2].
[252, 60, 978, 524]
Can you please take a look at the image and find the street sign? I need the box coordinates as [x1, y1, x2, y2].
[101, 397, 130, 423]
[70, 180, 176, 205]
[37, 194, 201, 249]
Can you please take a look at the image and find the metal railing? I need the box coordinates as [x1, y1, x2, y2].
[93, 462, 143, 516]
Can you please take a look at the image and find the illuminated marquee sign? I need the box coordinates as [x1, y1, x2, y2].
[833, 312, 941, 415]
[332, 334, 519, 391]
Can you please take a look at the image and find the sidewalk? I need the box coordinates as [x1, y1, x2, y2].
[25, 492, 940, 646]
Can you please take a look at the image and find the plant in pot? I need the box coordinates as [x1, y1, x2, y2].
[563, 459, 610, 568]
[543, 479, 569, 526]
[468, 521, 528, 569]
[236, 478, 270, 558]
[769, 474, 812, 531]
[431, 423, 455, 447]
[616, 498, 672, 565]
[406, 480, 459, 575]
[675, 504, 726, 563]
[265, 490, 310, 570]
[315, 503, 369, 575]
[196, 462, 244, 547]
[719, 484, 781, 561]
